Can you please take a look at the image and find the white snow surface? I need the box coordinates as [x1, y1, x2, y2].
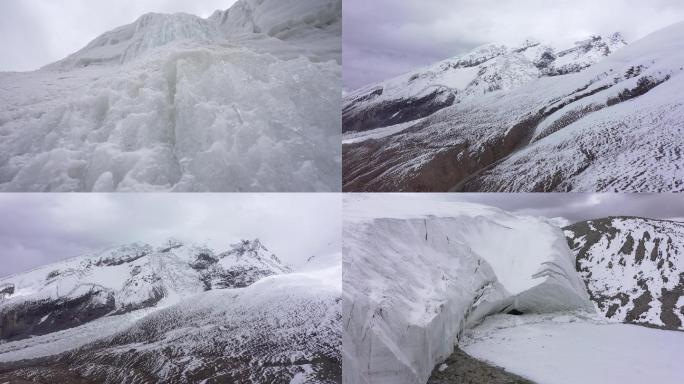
[343, 195, 592, 384]
[462, 312, 684, 384]
[0, 0, 341, 192]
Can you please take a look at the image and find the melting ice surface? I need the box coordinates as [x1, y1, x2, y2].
[0, 0, 342, 192]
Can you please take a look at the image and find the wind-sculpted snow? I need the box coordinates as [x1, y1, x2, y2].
[343, 23, 684, 192]
[0, 0, 342, 192]
[565, 217, 684, 331]
[343, 196, 592, 384]
[0, 239, 290, 342]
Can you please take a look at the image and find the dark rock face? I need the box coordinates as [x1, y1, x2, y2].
[565, 217, 684, 331]
[342, 89, 455, 133]
[0, 291, 116, 341]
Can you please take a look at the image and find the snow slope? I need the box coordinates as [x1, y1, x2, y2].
[0, 0, 341, 192]
[0, 240, 342, 383]
[343, 23, 683, 192]
[343, 195, 591, 384]
[462, 312, 684, 384]
[565, 217, 684, 330]
[0, 267, 341, 383]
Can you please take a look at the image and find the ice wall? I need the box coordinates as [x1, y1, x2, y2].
[343, 196, 593, 384]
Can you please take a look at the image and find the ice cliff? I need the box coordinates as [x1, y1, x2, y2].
[342, 195, 592, 384]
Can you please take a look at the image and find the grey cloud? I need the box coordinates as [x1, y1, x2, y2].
[0, 194, 340, 277]
[344, 0, 684, 89]
[426, 193, 684, 225]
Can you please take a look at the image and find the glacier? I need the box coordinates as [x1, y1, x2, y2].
[343, 23, 684, 192]
[0, 0, 342, 192]
[342, 195, 592, 384]
[0, 238, 342, 383]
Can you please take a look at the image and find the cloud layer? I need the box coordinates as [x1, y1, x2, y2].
[0, 194, 340, 277]
[428, 193, 684, 226]
[344, 0, 684, 90]
[0, 0, 236, 71]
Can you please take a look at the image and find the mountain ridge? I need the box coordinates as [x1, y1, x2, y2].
[343, 21, 684, 192]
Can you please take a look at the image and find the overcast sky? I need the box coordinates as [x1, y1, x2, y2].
[344, 0, 684, 90]
[0, 194, 340, 277]
[0, 0, 236, 72]
[427, 193, 684, 228]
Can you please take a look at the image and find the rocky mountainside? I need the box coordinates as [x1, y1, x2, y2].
[0, 239, 288, 342]
[565, 217, 684, 331]
[343, 23, 683, 192]
[0, 240, 342, 383]
[0, 0, 342, 192]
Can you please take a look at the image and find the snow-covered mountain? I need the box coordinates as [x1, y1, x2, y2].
[343, 196, 592, 384]
[343, 23, 683, 192]
[0, 0, 341, 192]
[565, 217, 684, 331]
[0, 239, 342, 383]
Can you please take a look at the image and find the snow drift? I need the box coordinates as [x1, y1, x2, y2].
[0, 0, 341, 192]
[342, 195, 592, 384]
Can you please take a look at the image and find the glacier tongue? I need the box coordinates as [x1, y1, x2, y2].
[343, 196, 592, 384]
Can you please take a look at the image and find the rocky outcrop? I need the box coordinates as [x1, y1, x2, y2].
[565, 217, 684, 331]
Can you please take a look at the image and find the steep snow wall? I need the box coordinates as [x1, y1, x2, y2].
[0, 0, 341, 192]
[343, 196, 592, 384]
[211, 0, 341, 38]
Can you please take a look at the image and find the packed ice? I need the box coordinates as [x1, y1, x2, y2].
[342, 195, 592, 384]
[0, 0, 342, 192]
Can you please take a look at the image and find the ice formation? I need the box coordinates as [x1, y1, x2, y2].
[0, 0, 341, 192]
[342, 195, 592, 384]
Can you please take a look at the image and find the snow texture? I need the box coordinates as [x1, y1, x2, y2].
[0, 0, 341, 192]
[0, 239, 341, 383]
[343, 23, 684, 192]
[462, 312, 684, 384]
[342, 195, 592, 384]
